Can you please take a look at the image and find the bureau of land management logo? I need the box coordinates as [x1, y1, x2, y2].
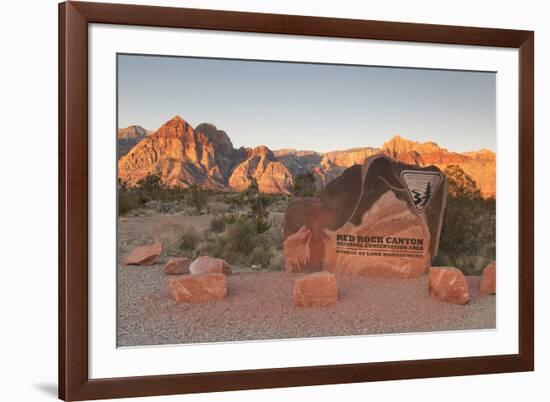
[400, 170, 443, 213]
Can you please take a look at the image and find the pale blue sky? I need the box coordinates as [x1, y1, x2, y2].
[117, 54, 496, 153]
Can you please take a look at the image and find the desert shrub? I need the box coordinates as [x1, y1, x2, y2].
[200, 215, 276, 269]
[207, 201, 229, 216]
[223, 213, 238, 225]
[434, 166, 496, 275]
[153, 219, 199, 255]
[222, 192, 245, 211]
[118, 189, 139, 215]
[188, 185, 208, 214]
[223, 215, 258, 255]
[250, 245, 272, 268]
[209, 215, 226, 233]
[178, 228, 199, 252]
[254, 215, 272, 234]
[117, 175, 190, 215]
[267, 222, 284, 251]
[137, 174, 162, 193]
[293, 171, 316, 197]
[117, 188, 152, 215]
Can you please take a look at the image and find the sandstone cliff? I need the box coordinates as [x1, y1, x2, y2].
[118, 116, 294, 193]
[118, 116, 226, 189]
[228, 146, 294, 194]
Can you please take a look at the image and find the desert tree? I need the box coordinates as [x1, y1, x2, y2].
[188, 184, 208, 214]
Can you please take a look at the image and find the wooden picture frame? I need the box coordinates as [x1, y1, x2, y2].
[59, 1, 534, 400]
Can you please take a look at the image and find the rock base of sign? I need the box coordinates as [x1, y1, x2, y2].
[123, 243, 162, 265]
[282, 155, 447, 278]
[168, 273, 227, 303]
[429, 267, 470, 305]
[190, 256, 232, 275]
[164, 257, 192, 275]
[480, 261, 496, 295]
[292, 272, 338, 308]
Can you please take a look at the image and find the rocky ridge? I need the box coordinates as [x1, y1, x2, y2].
[117, 125, 152, 158]
[118, 116, 495, 197]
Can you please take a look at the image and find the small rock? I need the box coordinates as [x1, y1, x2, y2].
[168, 274, 227, 303]
[480, 261, 496, 295]
[190, 256, 232, 275]
[164, 257, 192, 275]
[123, 243, 162, 265]
[293, 272, 338, 308]
[429, 267, 470, 305]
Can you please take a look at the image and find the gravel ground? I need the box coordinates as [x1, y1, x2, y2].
[117, 212, 495, 347]
[117, 265, 495, 347]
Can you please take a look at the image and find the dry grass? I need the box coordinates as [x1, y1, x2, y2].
[152, 217, 199, 257]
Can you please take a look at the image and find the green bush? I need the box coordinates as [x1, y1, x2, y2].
[223, 215, 258, 255]
[200, 215, 276, 269]
[434, 165, 496, 275]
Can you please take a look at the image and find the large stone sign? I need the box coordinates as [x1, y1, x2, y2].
[283, 155, 447, 278]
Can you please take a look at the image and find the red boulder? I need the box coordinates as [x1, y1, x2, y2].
[293, 272, 338, 308]
[480, 261, 496, 295]
[164, 257, 192, 275]
[429, 267, 470, 305]
[168, 273, 227, 303]
[123, 243, 162, 265]
[189, 256, 232, 275]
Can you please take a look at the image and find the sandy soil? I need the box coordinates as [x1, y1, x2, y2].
[117, 211, 495, 347]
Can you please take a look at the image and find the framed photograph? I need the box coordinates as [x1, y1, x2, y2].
[59, 1, 534, 400]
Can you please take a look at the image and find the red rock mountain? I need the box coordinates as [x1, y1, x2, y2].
[117, 125, 152, 158]
[276, 136, 495, 198]
[118, 116, 294, 193]
[228, 146, 293, 193]
[118, 117, 495, 198]
[381, 135, 496, 198]
[275, 147, 379, 190]
[381, 135, 470, 164]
